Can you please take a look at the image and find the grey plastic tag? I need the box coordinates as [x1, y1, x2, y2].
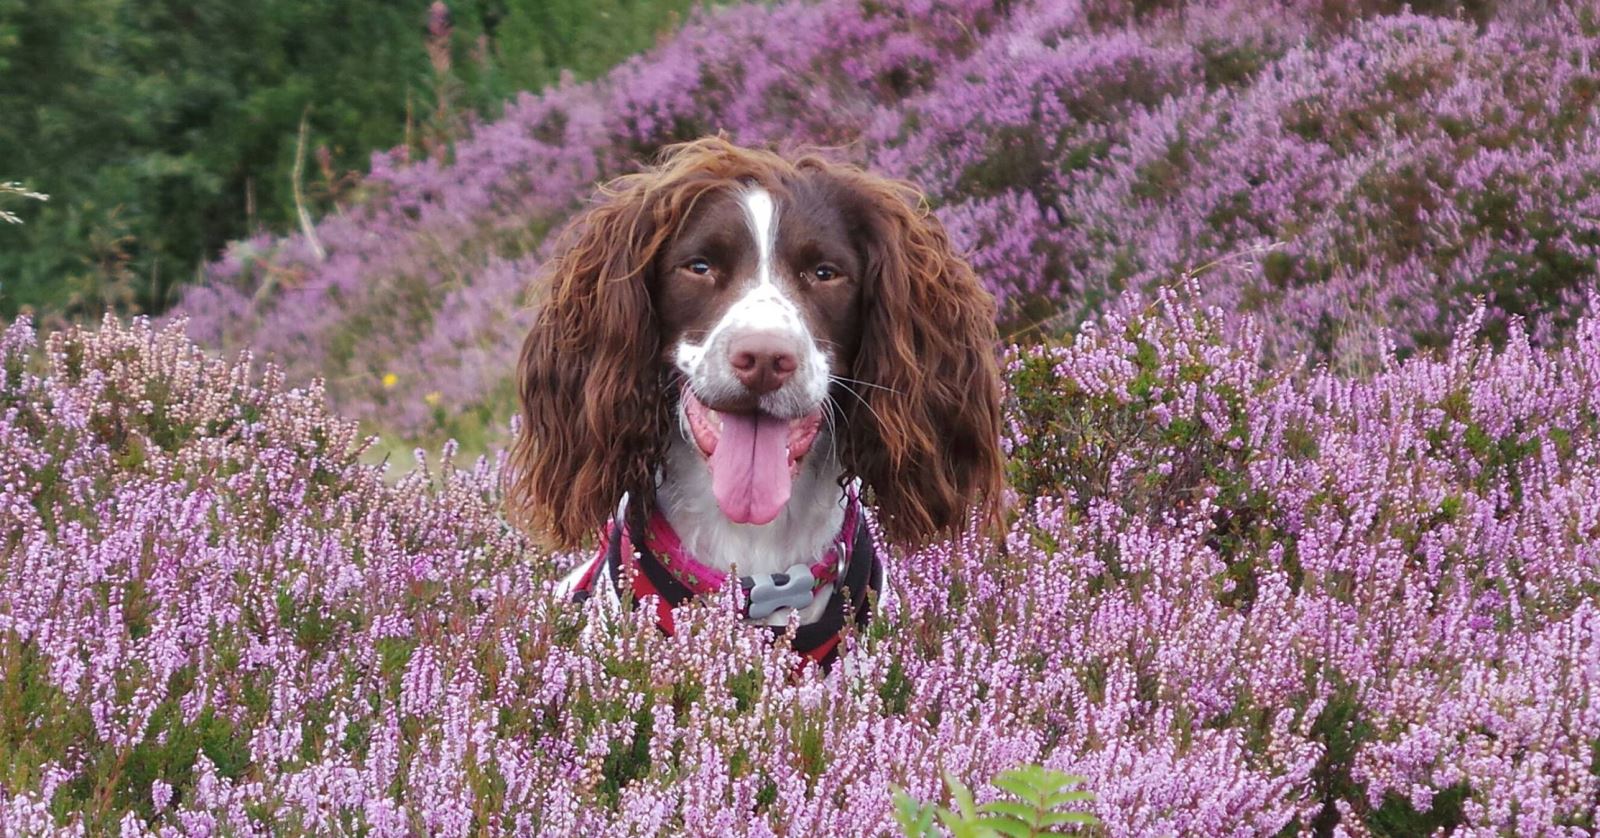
[741, 563, 817, 620]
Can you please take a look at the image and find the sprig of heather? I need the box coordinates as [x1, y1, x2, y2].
[8, 287, 1600, 833]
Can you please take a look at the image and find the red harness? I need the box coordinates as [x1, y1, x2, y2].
[569, 489, 881, 666]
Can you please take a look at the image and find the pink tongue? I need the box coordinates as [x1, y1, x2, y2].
[709, 411, 793, 525]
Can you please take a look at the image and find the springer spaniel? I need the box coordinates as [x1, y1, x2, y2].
[507, 137, 1003, 663]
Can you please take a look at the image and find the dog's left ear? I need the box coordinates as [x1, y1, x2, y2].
[838, 174, 1006, 546]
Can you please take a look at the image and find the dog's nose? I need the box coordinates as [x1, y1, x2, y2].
[728, 332, 800, 394]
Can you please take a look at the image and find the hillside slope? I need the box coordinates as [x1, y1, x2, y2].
[174, 0, 1600, 444]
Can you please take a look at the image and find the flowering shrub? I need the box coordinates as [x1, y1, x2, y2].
[35, 0, 1600, 833]
[6, 289, 1600, 833]
[172, 0, 1600, 441]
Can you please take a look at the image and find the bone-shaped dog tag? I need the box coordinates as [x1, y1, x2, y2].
[742, 564, 817, 620]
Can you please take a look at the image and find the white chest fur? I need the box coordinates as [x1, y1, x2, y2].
[655, 434, 847, 625]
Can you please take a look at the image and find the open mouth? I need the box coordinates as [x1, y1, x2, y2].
[682, 387, 823, 525]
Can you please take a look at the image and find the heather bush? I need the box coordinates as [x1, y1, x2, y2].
[171, 0, 1600, 447]
[6, 289, 1600, 833]
[20, 0, 1600, 833]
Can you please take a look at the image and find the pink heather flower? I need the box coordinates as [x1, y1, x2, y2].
[152, 779, 174, 811]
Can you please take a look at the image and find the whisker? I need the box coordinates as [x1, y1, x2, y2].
[830, 377, 889, 430]
[663, 369, 694, 438]
[830, 374, 901, 396]
[824, 394, 851, 459]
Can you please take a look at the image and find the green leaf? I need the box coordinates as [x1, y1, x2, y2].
[1018, 766, 1086, 789]
[973, 816, 1037, 838]
[1043, 771, 1089, 788]
[992, 772, 1047, 803]
[891, 788, 940, 838]
[936, 807, 993, 838]
[978, 799, 1043, 821]
[906, 765, 1097, 838]
[1044, 789, 1096, 807]
[1040, 810, 1101, 826]
[944, 770, 980, 819]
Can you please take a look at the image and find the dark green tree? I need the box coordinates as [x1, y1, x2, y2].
[0, 0, 704, 321]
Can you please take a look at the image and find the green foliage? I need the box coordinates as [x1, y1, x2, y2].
[1004, 324, 1258, 521]
[445, 0, 706, 110]
[0, 0, 706, 321]
[1368, 783, 1470, 836]
[598, 703, 655, 809]
[0, 0, 422, 316]
[1305, 679, 1373, 834]
[894, 765, 1099, 838]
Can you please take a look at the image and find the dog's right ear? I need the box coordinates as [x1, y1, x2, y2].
[505, 175, 669, 548]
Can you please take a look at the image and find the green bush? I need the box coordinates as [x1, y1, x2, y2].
[0, 0, 705, 321]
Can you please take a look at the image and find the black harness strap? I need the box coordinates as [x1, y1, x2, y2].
[785, 513, 879, 657]
[585, 513, 882, 666]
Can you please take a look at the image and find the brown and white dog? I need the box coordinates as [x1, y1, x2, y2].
[506, 137, 1003, 656]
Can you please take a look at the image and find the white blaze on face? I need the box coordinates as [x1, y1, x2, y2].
[668, 186, 835, 525]
[745, 187, 777, 284]
[721, 187, 804, 342]
[672, 187, 830, 408]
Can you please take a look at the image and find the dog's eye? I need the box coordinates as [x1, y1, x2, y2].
[811, 263, 840, 282]
[684, 258, 712, 276]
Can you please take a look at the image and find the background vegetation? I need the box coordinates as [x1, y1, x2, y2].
[0, 0, 704, 321]
[4, 0, 1600, 834]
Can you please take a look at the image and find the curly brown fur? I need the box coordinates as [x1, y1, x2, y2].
[505, 136, 1004, 549]
[822, 166, 1006, 546]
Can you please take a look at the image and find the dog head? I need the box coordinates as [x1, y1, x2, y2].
[507, 137, 1005, 547]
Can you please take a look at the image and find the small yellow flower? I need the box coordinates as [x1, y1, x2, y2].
[381, 372, 398, 389]
[424, 391, 442, 406]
